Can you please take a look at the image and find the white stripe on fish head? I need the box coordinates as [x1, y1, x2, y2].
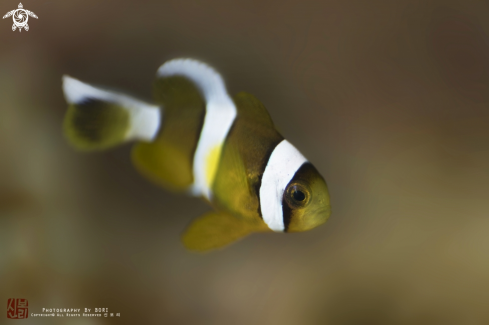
[259, 140, 308, 232]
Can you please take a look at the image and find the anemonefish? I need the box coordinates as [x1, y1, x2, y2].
[62, 58, 331, 251]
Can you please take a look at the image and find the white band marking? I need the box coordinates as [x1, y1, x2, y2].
[158, 59, 237, 199]
[62, 75, 161, 142]
[260, 140, 308, 232]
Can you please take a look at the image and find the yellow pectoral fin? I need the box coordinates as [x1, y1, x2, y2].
[182, 211, 256, 252]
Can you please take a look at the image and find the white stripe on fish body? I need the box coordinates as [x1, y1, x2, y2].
[158, 59, 238, 200]
[62, 75, 161, 142]
[259, 140, 308, 232]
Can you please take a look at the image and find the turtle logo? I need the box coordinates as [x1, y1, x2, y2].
[3, 3, 38, 32]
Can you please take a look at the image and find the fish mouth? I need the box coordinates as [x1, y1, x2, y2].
[316, 204, 332, 225]
[299, 204, 332, 232]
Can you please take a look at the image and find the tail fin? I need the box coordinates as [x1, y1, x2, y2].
[62, 76, 161, 151]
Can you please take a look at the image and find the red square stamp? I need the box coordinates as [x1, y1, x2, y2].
[7, 299, 28, 319]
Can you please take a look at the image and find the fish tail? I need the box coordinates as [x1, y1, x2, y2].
[62, 76, 161, 151]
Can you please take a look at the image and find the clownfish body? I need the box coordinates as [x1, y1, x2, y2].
[62, 59, 331, 251]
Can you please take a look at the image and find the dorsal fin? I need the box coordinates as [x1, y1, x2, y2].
[156, 58, 231, 106]
[233, 92, 276, 129]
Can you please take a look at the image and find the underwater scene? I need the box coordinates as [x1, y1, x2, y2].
[1, 0, 489, 324]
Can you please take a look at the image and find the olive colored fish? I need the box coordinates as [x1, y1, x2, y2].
[62, 58, 331, 251]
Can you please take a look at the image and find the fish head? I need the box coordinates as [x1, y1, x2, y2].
[283, 163, 331, 232]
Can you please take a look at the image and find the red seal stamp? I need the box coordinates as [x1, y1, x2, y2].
[7, 299, 28, 319]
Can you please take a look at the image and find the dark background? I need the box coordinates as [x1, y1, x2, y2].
[1, 0, 489, 324]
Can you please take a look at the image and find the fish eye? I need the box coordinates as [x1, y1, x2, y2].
[293, 189, 306, 201]
[285, 183, 311, 208]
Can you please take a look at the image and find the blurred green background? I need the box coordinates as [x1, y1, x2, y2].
[1, 0, 489, 324]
